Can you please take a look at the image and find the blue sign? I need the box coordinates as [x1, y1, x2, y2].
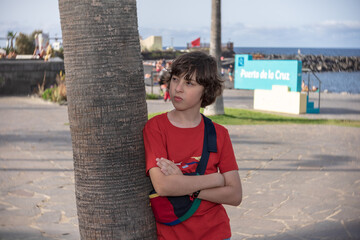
[234, 55, 302, 92]
[238, 57, 244, 66]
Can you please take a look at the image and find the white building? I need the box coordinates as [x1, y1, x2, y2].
[140, 36, 162, 51]
[52, 41, 62, 51]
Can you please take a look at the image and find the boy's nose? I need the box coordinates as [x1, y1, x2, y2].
[175, 81, 184, 92]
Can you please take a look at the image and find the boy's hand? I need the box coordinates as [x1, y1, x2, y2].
[156, 158, 183, 176]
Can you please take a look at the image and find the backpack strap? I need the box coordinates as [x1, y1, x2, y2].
[195, 114, 217, 175]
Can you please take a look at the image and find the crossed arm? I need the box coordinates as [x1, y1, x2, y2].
[149, 158, 242, 206]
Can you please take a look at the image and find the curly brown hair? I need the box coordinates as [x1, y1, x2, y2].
[166, 51, 223, 108]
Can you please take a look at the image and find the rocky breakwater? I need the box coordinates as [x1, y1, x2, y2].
[266, 54, 360, 72]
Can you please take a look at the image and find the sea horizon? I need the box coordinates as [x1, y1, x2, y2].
[168, 46, 360, 57]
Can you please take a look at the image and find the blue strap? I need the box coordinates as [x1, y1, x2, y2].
[196, 114, 217, 175]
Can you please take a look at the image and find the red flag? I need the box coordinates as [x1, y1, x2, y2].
[191, 37, 200, 47]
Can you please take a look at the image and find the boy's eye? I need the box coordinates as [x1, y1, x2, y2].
[171, 77, 178, 81]
[186, 81, 194, 86]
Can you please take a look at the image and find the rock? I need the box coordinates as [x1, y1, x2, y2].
[263, 54, 360, 72]
[316, 64, 322, 71]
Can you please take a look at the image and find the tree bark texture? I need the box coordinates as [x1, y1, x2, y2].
[204, 0, 225, 116]
[58, 0, 156, 239]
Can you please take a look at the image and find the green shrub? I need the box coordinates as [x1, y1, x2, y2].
[42, 88, 54, 101]
[40, 71, 67, 104]
[146, 93, 160, 99]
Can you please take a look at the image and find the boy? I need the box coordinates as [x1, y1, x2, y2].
[143, 51, 242, 240]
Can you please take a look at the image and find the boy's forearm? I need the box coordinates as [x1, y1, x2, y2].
[154, 172, 224, 197]
[198, 185, 242, 206]
[198, 170, 242, 206]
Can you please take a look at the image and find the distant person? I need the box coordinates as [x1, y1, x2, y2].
[7, 51, 16, 59]
[44, 43, 53, 61]
[161, 58, 166, 68]
[155, 60, 163, 73]
[228, 64, 234, 82]
[297, 48, 303, 61]
[302, 80, 318, 92]
[154, 60, 163, 83]
[40, 42, 49, 59]
[160, 71, 170, 102]
[301, 80, 309, 92]
[158, 62, 171, 102]
[33, 46, 41, 59]
[220, 56, 225, 76]
[0, 49, 6, 59]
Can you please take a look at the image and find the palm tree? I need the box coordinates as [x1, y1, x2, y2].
[7, 31, 17, 50]
[58, 0, 156, 239]
[204, 0, 225, 116]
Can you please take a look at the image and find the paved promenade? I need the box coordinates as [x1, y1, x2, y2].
[0, 90, 359, 239]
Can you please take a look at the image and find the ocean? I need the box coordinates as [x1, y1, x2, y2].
[173, 46, 360, 57]
[302, 72, 360, 94]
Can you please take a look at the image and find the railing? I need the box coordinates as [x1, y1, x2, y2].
[186, 42, 233, 51]
[186, 43, 210, 49]
[144, 71, 160, 94]
[302, 68, 322, 111]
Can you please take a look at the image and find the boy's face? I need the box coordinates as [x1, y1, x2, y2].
[169, 73, 204, 112]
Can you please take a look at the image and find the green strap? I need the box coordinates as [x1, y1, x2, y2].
[178, 198, 202, 222]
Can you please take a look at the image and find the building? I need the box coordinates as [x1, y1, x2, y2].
[52, 41, 62, 51]
[140, 36, 162, 51]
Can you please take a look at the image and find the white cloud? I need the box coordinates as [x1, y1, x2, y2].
[221, 21, 360, 48]
[320, 20, 360, 29]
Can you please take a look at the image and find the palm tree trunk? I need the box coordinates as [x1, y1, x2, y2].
[204, 0, 225, 116]
[59, 0, 156, 239]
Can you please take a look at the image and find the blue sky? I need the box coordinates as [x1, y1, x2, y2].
[1, 0, 360, 48]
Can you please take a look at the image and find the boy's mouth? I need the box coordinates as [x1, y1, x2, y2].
[174, 96, 183, 102]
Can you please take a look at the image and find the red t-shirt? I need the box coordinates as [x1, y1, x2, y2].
[143, 113, 238, 240]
